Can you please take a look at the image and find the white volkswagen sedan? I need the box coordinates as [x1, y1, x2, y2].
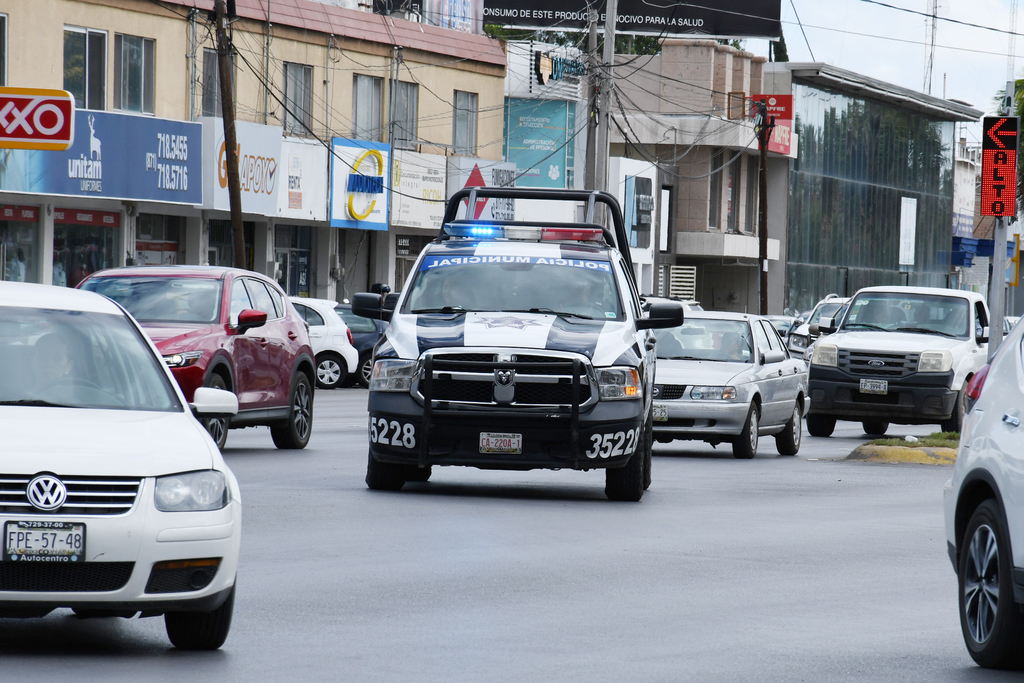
[944, 314, 1024, 669]
[0, 281, 241, 650]
[289, 297, 360, 389]
[651, 311, 807, 458]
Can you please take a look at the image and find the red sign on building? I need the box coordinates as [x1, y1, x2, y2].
[981, 116, 1018, 217]
[0, 87, 76, 151]
[751, 94, 793, 156]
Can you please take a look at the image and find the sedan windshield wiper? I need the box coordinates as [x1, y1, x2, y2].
[897, 326, 959, 338]
[844, 323, 888, 331]
[0, 399, 81, 408]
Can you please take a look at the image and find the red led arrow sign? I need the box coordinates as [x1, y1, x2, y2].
[981, 116, 1018, 217]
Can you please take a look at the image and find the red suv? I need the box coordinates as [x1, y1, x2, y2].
[79, 266, 315, 450]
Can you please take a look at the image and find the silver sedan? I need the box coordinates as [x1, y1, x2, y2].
[652, 311, 808, 458]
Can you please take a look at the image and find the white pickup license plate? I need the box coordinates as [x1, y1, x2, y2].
[859, 379, 888, 395]
[479, 432, 522, 454]
[4, 521, 86, 562]
[653, 404, 669, 422]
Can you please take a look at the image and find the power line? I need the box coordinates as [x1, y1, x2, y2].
[856, 0, 1024, 38]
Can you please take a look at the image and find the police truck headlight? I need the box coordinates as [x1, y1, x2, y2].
[811, 343, 838, 367]
[155, 471, 229, 512]
[370, 359, 421, 392]
[597, 367, 642, 400]
[918, 350, 953, 373]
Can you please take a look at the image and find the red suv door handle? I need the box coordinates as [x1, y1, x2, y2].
[288, 331, 298, 341]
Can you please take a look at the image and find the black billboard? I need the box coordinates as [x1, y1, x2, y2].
[483, 0, 781, 38]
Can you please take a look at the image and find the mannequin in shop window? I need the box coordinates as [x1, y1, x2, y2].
[52, 252, 67, 288]
[5, 247, 25, 282]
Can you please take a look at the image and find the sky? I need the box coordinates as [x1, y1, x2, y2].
[742, 0, 1020, 145]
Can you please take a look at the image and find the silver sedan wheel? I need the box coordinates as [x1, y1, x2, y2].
[964, 523, 1000, 644]
[747, 408, 759, 452]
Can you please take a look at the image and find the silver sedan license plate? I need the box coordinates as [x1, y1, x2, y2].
[4, 521, 86, 562]
[479, 432, 522, 454]
[653, 404, 669, 422]
[859, 379, 888, 395]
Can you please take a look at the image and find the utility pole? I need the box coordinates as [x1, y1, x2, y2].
[754, 100, 774, 315]
[215, 0, 246, 270]
[584, 12, 599, 191]
[594, 0, 617, 197]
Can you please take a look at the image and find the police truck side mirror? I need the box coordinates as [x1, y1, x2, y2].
[637, 302, 684, 330]
[353, 292, 389, 321]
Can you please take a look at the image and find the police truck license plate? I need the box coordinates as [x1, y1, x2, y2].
[653, 404, 669, 422]
[479, 432, 522, 454]
[4, 521, 85, 562]
[859, 379, 888, 395]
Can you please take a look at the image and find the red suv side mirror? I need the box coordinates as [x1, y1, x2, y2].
[237, 308, 268, 332]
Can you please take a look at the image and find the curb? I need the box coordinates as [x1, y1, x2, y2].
[845, 444, 957, 465]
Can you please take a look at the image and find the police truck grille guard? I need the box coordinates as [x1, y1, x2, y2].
[415, 349, 594, 469]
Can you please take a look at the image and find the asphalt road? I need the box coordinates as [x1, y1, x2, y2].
[0, 390, 1011, 682]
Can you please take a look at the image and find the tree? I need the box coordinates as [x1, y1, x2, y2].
[770, 31, 789, 62]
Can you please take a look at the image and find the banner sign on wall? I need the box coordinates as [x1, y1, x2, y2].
[503, 98, 575, 189]
[0, 111, 202, 204]
[330, 138, 391, 231]
[751, 94, 792, 156]
[392, 150, 446, 230]
[483, 0, 781, 37]
[202, 117, 282, 216]
[278, 137, 328, 222]
[446, 157, 517, 222]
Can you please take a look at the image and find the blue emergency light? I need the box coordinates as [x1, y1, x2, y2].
[443, 223, 504, 238]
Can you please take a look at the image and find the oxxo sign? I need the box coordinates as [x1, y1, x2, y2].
[0, 87, 75, 150]
[981, 116, 1019, 217]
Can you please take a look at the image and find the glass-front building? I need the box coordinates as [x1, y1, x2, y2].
[786, 82, 957, 313]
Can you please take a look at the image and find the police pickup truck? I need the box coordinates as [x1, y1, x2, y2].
[806, 286, 989, 436]
[353, 188, 683, 501]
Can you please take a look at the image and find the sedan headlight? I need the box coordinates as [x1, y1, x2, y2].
[597, 367, 642, 400]
[370, 359, 421, 392]
[789, 334, 807, 350]
[163, 350, 204, 368]
[155, 470, 228, 512]
[918, 350, 953, 373]
[690, 386, 737, 400]
[811, 343, 838, 367]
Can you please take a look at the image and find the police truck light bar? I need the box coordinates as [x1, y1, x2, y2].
[444, 224, 604, 242]
[981, 116, 1019, 217]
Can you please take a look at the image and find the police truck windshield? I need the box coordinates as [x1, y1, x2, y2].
[402, 253, 624, 321]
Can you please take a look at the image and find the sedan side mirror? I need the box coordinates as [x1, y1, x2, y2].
[763, 350, 786, 364]
[637, 302, 685, 330]
[190, 387, 238, 419]
[236, 308, 267, 333]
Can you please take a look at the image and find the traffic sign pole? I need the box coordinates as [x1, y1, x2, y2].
[982, 93, 1018, 359]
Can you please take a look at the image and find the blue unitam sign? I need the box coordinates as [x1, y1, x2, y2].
[0, 111, 202, 205]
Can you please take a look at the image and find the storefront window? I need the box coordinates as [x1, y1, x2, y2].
[54, 208, 119, 288]
[0, 205, 39, 283]
[395, 234, 433, 291]
[136, 214, 184, 265]
[274, 225, 311, 297]
[208, 220, 254, 269]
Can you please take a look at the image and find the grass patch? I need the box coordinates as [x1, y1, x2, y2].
[867, 431, 960, 449]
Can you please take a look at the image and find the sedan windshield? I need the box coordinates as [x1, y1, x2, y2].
[402, 253, 623, 321]
[841, 292, 971, 338]
[655, 318, 753, 363]
[0, 307, 181, 411]
[81, 277, 222, 324]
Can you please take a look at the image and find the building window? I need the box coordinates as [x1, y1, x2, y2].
[0, 15, 7, 87]
[202, 48, 235, 117]
[745, 155, 758, 234]
[64, 27, 106, 110]
[284, 62, 313, 134]
[708, 148, 723, 230]
[453, 90, 477, 155]
[353, 74, 383, 141]
[393, 81, 418, 150]
[726, 154, 740, 233]
[114, 34, 155, 114]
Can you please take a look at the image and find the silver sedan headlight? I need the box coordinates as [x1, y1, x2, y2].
[155, 470, 229, 512]
[690, 386, 737, 400]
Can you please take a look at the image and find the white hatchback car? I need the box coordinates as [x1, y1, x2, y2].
[0, 281, 241, 650]
[289, 297, 360, 389]
[944, 318, 1024, 668]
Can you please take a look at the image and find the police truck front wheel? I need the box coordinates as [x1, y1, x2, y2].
[365, 450, 408, 491]
[605, 440, 646, 502]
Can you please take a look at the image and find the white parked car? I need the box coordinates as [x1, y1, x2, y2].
[943, 317, 1024, 668]
[0, 281, 241, 649]
[289, 297, 359, 389]
[651, 311, 808, 458]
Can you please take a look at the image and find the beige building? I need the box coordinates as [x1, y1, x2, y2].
[0, 0, 506, 299]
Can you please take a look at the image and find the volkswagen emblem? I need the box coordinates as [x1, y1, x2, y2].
[867, 360, 885, 368]
[26, 474, 67, 511]
[495, 369, 515, 386]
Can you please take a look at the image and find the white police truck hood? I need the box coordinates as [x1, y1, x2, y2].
[386, 311, 638, 367]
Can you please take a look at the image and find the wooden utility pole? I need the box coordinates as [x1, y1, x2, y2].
[594, 0, 618, 196]
[215, 0, 246, 270]
[584, 12, 599, 191]
[755, 100, 774, 315]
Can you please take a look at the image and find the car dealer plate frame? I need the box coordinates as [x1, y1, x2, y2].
[4, 520, 86, 562]
[479, 432, 522, 454]
[859, 378, 888, 395]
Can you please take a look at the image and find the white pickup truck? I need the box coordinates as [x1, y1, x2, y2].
[805, 286, 989, 437]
